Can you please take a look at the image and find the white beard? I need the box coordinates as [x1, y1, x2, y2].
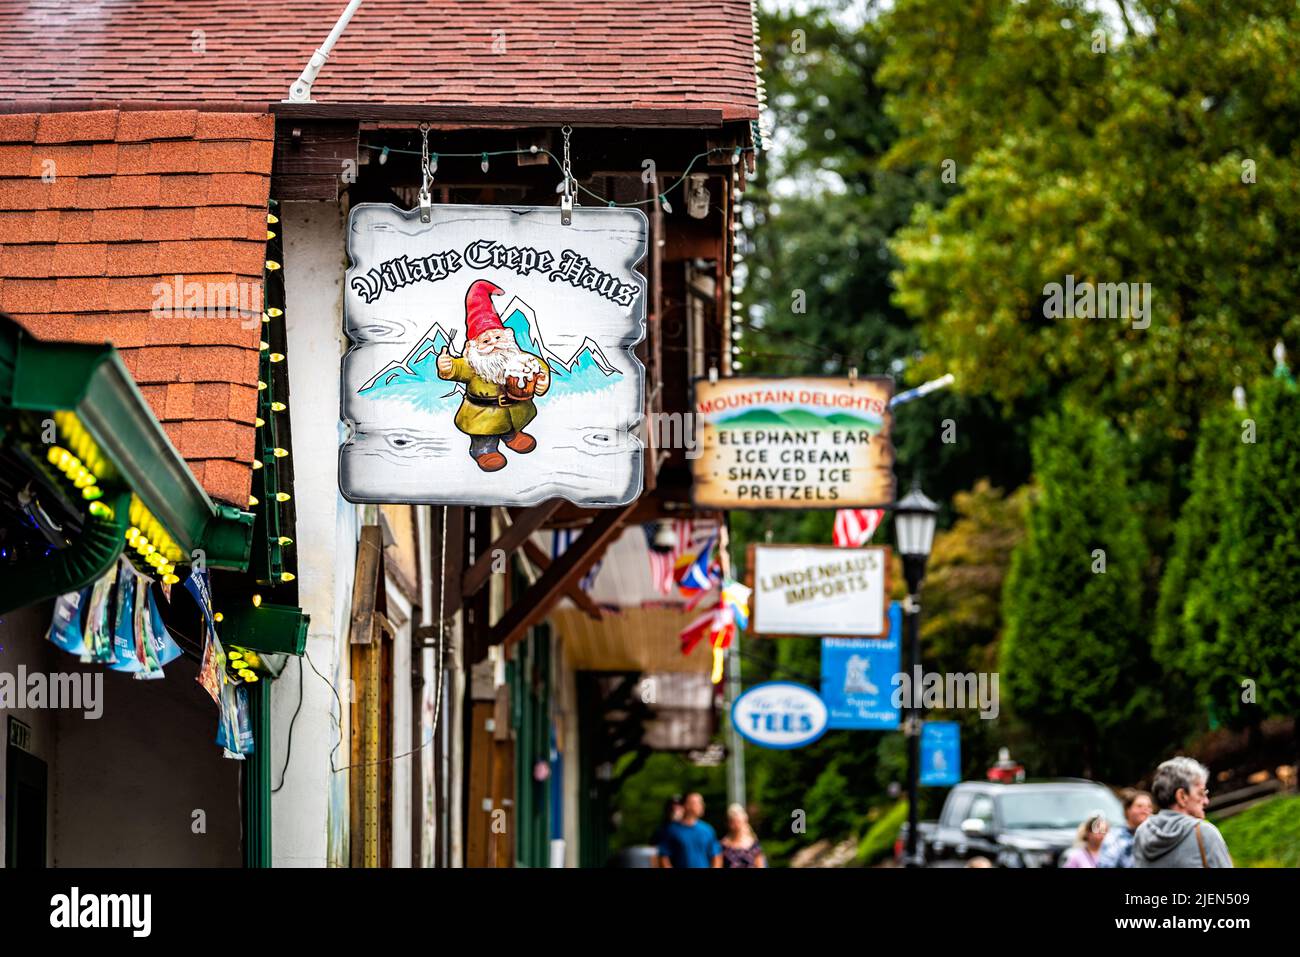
[465, 341, 540, 387]
[466, 341, 523, 385]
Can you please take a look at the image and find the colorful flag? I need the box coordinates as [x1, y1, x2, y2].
[833, 508, 884, 548]
[679, 598, 739, 684]
[644, 520, 686, 594]
[675, 534, 721, 606]
[721, 577, 751, 632]
[644, 518, 716, 595]
[551, 528, 601, 591]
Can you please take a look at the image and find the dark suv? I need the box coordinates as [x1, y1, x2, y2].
[898, 780, 1125, 868]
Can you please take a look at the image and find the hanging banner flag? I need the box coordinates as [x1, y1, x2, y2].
[821, 601, 902, 730]
[691, 375, 895, 509]
[340, 204, 648, 507]
[748, 543, 889, 637]
[920, 721, 962, 786]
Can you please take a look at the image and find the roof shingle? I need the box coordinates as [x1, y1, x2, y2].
[0, 109, 270, 506]
[0, 1, 760, 120]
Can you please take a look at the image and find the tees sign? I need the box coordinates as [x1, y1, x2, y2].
[731, 681, 829, 749]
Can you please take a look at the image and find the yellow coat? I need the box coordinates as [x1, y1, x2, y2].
[438, 354, 550, 435]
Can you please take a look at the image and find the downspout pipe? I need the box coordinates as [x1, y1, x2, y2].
[0, 490, 129, 616]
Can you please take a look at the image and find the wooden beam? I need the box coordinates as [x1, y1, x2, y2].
[520, 538, 604, 622]
[462, 499, 563, 599]
[348, 525, 384, 645]
[488, 502, 636, 648]
[429, 506, 466, 622]
[271, 119, 359, 202]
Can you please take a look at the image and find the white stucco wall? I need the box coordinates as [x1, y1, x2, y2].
[273, 199, 354, 867]
[1, 602, 241, 867]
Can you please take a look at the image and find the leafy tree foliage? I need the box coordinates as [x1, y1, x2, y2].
[1209, 373, 1300, 728]
[881, 0, 1300, 448]
[999, 404, 1164, 780]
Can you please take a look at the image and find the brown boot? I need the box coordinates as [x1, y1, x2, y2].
[474, 451, 507, 472]
[504, 431, 536, 454]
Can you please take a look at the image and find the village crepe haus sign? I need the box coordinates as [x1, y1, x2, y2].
[692, 376, 895, 509]
[748, 544, 889, 637]
[340, 204, 648, 507]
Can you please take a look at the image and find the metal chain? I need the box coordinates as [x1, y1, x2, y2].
[419, 123, 432, 200]
[561, 125, 573, 198]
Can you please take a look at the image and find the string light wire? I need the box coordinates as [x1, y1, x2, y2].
[357, 140, 756, 209]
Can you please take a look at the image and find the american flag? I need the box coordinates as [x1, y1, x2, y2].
[833, 508, 884, 548]
[644, 519, 717, 595]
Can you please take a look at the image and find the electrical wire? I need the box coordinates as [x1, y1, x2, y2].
[358, 141, 754, 209]
[305, 641, 440, 775]
[271, 655, 304, 793]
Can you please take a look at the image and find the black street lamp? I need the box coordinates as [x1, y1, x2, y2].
[894, 484, 939, 868]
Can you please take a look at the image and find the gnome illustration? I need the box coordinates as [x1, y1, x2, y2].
[436, 279, 551, 471]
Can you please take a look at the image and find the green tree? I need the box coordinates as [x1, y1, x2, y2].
[920, 481, 1029, 774]
[1211, 371, 1300, 737]
[1153, 400, 1240, 716]
[999, 404, 1161, 780]
[881, 0, 1300, 454]
[743, 2, 1033, 506]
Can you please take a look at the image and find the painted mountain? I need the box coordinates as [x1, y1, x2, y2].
[359, 298, 621, 409]
[357, 322, 463, 411]
[714, 407, 883, 431]
[501, 303, 620, 397]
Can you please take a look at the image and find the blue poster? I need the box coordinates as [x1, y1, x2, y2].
[820, 601, 902, 730]
[920, 721, 961, 786]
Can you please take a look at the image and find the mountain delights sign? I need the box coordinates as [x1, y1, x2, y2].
[692, 376, 896, 509]
[340, 204, 648, 506]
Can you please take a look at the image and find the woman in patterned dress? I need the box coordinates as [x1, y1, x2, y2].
[720, 803, 766, 868]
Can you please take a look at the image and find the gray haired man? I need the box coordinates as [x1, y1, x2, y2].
[1133, 757, 1233, 868]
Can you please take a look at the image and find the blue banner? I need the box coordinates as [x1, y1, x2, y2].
[820, 601, 902, 730]
[920, 721, 961, 786]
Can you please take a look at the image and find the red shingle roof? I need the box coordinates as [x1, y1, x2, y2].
[0, 1, 760, 120]
[0, 109, 272, 506]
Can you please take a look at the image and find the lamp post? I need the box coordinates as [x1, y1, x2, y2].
[894, 484, 939, 868]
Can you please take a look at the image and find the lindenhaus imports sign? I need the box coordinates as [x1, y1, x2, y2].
[691, 376, 895, 509]
[340, 204, 648, 507]
[748, 544, 889, 637]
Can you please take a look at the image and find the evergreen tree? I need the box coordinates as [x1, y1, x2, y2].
[999, 404, 1159, 780]
[1154, 400, 1240, 721]
[1211, 371, 1300, 735]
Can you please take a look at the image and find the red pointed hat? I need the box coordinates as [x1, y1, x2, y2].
[465, 280, 506, 340]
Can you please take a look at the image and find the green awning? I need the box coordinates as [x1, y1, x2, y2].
[0, 314, 255, 612]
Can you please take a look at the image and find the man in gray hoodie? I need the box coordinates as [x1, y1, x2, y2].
[1133, 756, 1233, 868]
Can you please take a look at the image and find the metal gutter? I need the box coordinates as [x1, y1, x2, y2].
[0, 489, 128, 616]
[2, 316, 254, 572]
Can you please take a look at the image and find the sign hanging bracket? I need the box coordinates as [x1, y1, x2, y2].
[560, 125, 575, 225]
[418, 123, 434, 223]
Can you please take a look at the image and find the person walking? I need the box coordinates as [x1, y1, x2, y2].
[1098, 788, 1153, 868]
[650, 795, 685, 868]
[720, 803, 766, 868]
[656, 792, 722, 868]
[1133, 757, 1233, 868]
[1062, 811, 1108, 868]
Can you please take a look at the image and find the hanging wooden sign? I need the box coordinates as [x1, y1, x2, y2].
[747, 543, 890, 637]
[691, 376, 896, 509]
[340, 204, 648, 506]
